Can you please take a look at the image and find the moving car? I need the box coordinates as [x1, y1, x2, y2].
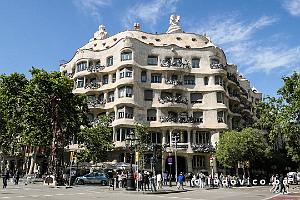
[75, 172, 108, 185]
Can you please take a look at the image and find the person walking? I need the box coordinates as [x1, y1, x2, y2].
[156, 173, 162, 189]
[177, 172, 184, 190]
[149, 172, 157, 192]
[2, 170, 9, 189]
[144, 172, 150, 191]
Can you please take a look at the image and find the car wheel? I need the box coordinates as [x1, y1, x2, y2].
[101, 180, 107, 186]
[78, 180, 85, 185]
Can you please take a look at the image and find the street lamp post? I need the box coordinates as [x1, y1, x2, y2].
[125, 131, 139, 191]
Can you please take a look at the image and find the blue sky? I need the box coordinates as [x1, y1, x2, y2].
[0, 0, 299, 96]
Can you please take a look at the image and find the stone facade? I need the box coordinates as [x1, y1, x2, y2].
[60, 15, 262, 175]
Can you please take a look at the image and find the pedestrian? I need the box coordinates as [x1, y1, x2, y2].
[163, 171, 168, 186]
[2, 170, 9, 189]
[149, 172, 156, 192]
[144, 172, 150, 191]
[177, 172, 184, 190]
[278, 174, 285, 194]
[137, 171, 144, 191]
[156, 173, 162, 189]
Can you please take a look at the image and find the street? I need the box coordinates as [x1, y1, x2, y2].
[1, 182, 300, 200]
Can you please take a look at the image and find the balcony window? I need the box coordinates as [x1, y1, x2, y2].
[150, 132, 161, 143]
[118, 106, 134, 119]
[76, 77, 84, 88]
[217, 111, 225, 123]
[151, 74, 162, 83]
[107, 56, 113, 66]
[192, 58, 200, 68]
[193, 112, 203, 123]
[121, 51, 132, 61]
[217, 92, 224, 103]
[184, 75, 195, 85]
[119, 86, 133, 98]
[120, 67, 133, 78]
[103, 75, 108, 85]
[190, 93, 203, 104]
[108, 91, 114, 102]
[116, 128, 132, 142]
[194, 131, 210, 144]
[147, 56, 158, 65]
[112, 73, 116, 83]
[215, 75, 224, 86]
[77, 61, 87, 72]
[144, 90, 153, 101]
[147, 109, 157, 121]
[141, 71, 147, 82]
[192, 155, 205, 168]
[204, 77, 209, 85]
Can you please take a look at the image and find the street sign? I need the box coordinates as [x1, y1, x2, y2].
[167, 157, 173, 165]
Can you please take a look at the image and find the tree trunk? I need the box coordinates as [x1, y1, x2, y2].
[28, 147, 37, 175]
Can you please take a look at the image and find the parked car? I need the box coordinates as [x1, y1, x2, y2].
[75, 172, 108, 185]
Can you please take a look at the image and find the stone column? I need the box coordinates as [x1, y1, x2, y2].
[187, 155, 193, 173]
[187, 130, 192, 149]
[162, 130, 166, 145]
[83, 76, 86, 87]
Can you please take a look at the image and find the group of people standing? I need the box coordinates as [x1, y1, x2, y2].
[2, 170, 20, 188]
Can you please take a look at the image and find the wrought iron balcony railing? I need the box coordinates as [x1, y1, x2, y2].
[192, 144, 215, 152]
[161, 59, 191, 69]
[158, 96, 188, 105]
[84, 82, 101, 89]
[87, 65, 105, 73]
[210, 63, 227, 70]
[87, 99, 106, 107]
[165, 79, 183, 85]
[160, 116, 203, 123]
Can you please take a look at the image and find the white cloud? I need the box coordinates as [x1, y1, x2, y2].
[124, 0, 180, 29]
[190, 15, 277, 45]
[73, 0, 112, 21]
[283, 0, 300, 16]
[188, 15, 300, 74]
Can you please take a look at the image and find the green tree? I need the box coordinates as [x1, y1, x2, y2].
[20, 68, 88, 177]
[216, 128, 267, 172]
[78, 115, 113, 163]
[277, 71, 300, 162]
[0, 73, 28, 172]
[255, 71, 300, 163]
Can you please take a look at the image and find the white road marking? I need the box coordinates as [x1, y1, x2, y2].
[16, 196, 25, 198]
[44, 194, 53, 197]
[55, 194, 64, 195]
[1, 197, 11, 199]
[169, 197, 179, 199]
[76, 193, 86, 195]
